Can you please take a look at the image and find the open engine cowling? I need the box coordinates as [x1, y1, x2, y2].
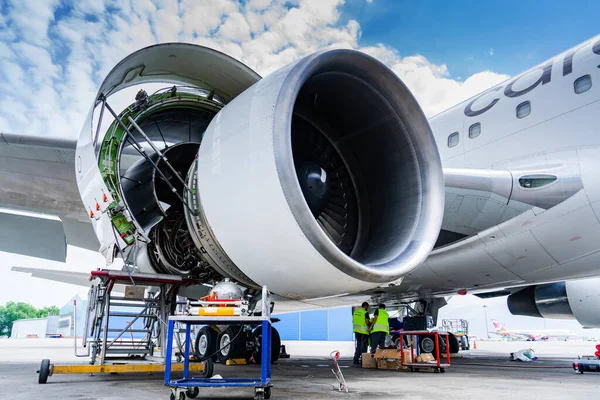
[191, 49, 444, 298]
[78, 44, 444, 299]
[507, 277, 600, 328]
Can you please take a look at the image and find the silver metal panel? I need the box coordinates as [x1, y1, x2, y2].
[527, 250, 600, 282]
[577, 147, 600, 202]
[95, 43, 260, 103]
[0, 133, 84, 219]
[61, 217, 100, 253]
[485, 231, 558, 277]
[530, 204, 600, 264]
[0, 212, 66, 262]
[427, 240, 523, 289]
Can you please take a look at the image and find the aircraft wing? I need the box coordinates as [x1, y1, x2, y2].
[0, 133, 98, 261]
[11, 266, 93, 287]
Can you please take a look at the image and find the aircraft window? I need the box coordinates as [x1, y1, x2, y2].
[516, 101, 531, 119]
[447, 132, 459, 148]
[574, 75, 592, 94]
[518, 174, 557, 189]
[468, 123, 481, 139]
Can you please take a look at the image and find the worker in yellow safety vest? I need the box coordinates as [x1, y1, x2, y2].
[369, 304, 389, 353]
[352, 302, 370, 364]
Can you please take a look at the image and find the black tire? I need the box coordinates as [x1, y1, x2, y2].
[170, 393, 184, 400]
[216, 327, 244, 363]
[264, 387, 272, 400]
[431, 335, 446, 359]
[252, 326, 281, 364]
[255, 395, 264, 400]
[419, 335, 446, 359]
[38, 359, 50, 384]
[194, 327, 217, 362]
[419, 337, 435, 353]
[186, 387, 199, 398]
[448, 333, 460, 354]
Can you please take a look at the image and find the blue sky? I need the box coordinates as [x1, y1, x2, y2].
[1, 0, 598, 137]
[341, 0, 600, 78]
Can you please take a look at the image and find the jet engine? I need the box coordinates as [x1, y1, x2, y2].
[76, 44, 444, 299]
[507, 277, 600, 328]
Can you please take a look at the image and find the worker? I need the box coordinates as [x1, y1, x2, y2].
[352, 302, 370, 364]
[370, 304, 389, 353]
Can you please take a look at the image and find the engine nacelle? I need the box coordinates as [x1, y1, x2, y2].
[507, 277, 600, 328]
[192, 49, 444, 298]
[78, 44, 444, 300]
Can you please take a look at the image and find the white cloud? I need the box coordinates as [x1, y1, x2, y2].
[0, 0, 509, 137]
[0, 0, 515, 308]
[487, 48, 495, 56]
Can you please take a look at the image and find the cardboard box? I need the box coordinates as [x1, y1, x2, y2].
[124, 285, 145, 299]
[374, 348, 400, 359]
[362, 352, 377, 369]
[377, 359, 409, 370]
[416, 353, 435, 363]
[402, 349, 414, 363]
[377, 359, 399, 370]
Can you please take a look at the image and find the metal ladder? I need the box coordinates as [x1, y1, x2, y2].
[79, 270, 192, 365]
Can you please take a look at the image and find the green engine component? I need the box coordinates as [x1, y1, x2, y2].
[97, 86, 222, 247]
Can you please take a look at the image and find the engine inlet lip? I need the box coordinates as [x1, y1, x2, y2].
[272, 49, 445, 283]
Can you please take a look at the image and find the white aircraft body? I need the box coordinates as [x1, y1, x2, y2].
[3, 34, 600, 341]
[491, 320, 576, 341]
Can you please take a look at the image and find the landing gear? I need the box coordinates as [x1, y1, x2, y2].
[194, 326, 217, 361]
[194, 324, 281, 364]
[216, 327, 243, 363]
[252, 326, 281, 364]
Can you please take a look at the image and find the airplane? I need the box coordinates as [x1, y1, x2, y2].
[2, 33, 600, 362]
[490, 320, 576, 341]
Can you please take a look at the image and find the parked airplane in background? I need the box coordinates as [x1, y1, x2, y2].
[491, 320, 576, 341]
[3, 34, 600, 360]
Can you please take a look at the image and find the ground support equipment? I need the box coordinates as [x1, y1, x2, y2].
[440, 319, 470, 350]
[38, 269, 201, 384]
[400, 330, 451, 373]
[164, 286, 273, 400]
[573, 359, 600, 373]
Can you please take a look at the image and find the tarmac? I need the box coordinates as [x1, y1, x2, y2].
[0, 339, 599, 399]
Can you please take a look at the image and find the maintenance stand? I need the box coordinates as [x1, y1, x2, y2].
[164, 286, 273, 400]
[38, 269, 205, 383]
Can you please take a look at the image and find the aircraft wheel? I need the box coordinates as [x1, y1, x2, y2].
[216, 327, 244, 363]
[194, 326, 217, 361]
[252, 326, 281, 364]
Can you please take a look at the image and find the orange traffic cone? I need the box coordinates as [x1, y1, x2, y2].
[473, 340, 477, 349]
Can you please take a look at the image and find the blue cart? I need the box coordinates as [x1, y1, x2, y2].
[164, 315, 272, 400]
